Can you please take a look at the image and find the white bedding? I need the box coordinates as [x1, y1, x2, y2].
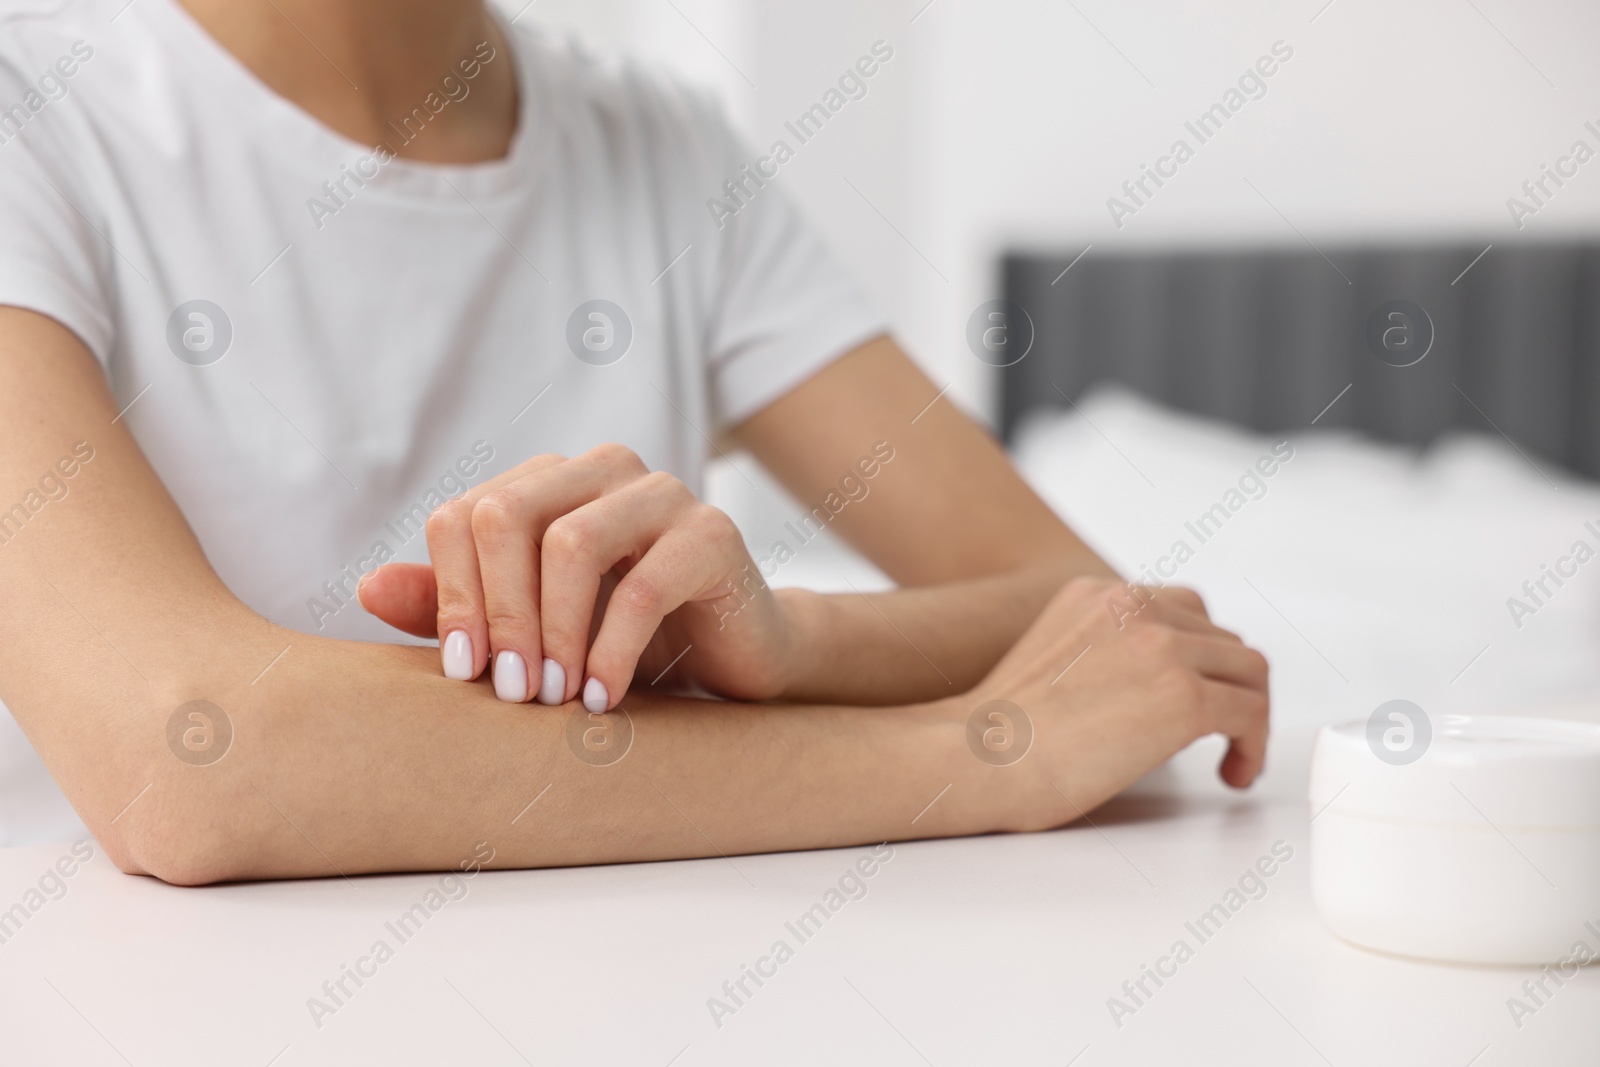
[752, 387, 1600, 800]
[1009, 388, 1600, 797]
[5, 389, 1598, 843]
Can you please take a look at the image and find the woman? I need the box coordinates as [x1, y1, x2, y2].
[0, 0, 1269, 882]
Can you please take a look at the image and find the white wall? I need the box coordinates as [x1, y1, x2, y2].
[519, 0, 1600, 424]
[914, 0, 1600, 416]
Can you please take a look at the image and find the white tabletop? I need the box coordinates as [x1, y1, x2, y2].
[7, 406, 1600, 1064]
[2, 762, 1594, 1067]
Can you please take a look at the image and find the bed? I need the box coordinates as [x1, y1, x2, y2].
[993, 242, 1600, 799]
[999, 242, 1600, 477]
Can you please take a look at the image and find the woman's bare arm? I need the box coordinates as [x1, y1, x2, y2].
[733, 335, 1118, 704]
[0, 308, 1266, 885]
[0, 309, 992, 883]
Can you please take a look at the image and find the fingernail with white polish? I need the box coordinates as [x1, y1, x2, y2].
[582, 677, 609, 714]
[442, 631, 474, 681]
[538, 658, 565, 705]
[494, 650, 528, 702]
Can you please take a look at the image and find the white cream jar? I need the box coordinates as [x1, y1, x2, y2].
[1309, 712, 1600, 965]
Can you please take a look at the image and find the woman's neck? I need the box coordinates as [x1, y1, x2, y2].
[178, 0, 518, 163]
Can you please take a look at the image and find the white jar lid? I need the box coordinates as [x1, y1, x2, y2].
[1311, 713, 1600, 828]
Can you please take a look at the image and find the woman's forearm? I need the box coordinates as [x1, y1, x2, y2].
[2, 313, 1260, 890]
[107, 631, 1022, 885]
[732, 336, 1120, 706]
[774, 552, 1116, 706]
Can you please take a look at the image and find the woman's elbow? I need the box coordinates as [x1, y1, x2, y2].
[96, 791, 253, 887]
[135, 846, 238, 888]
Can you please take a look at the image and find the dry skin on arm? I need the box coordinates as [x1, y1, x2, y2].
[0, 310, 1267, 885]
[0, 310, 1013, 883]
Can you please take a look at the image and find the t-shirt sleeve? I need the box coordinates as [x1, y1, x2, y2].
[694, 107, 888, 434]
[0, 64, 116, 365]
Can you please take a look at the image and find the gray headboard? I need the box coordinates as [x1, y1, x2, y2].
[1000, 243, 1600, 479]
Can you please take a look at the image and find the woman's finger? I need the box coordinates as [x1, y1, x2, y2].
[1158, 585, 1208, 617]
[540, 471, 696, 709]
[471, 485, 548, 702]
[1116, 585, 1242, 643]
[425, 453, 564, 684]
[472, 444, 651, 703]
[1200, 677, 1270, 788]
[355, 562, 438, 637]
[581, 508, 738, 710]
[1173, 632, 1269, 691]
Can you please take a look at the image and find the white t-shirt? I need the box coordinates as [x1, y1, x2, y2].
[0, 0, 884, 843]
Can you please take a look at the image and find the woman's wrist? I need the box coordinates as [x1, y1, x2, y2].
[769, 585, 827, 703]
[765, 592, 1039, 832]
[909, 689, 1053, 836]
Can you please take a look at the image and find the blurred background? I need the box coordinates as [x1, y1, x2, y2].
[513, 0, 1600, 415]
[508, 0, 1600, 798]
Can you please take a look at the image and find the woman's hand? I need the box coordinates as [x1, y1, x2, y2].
[963, 576, 1271, 825]
[357, 444, 794, 709]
